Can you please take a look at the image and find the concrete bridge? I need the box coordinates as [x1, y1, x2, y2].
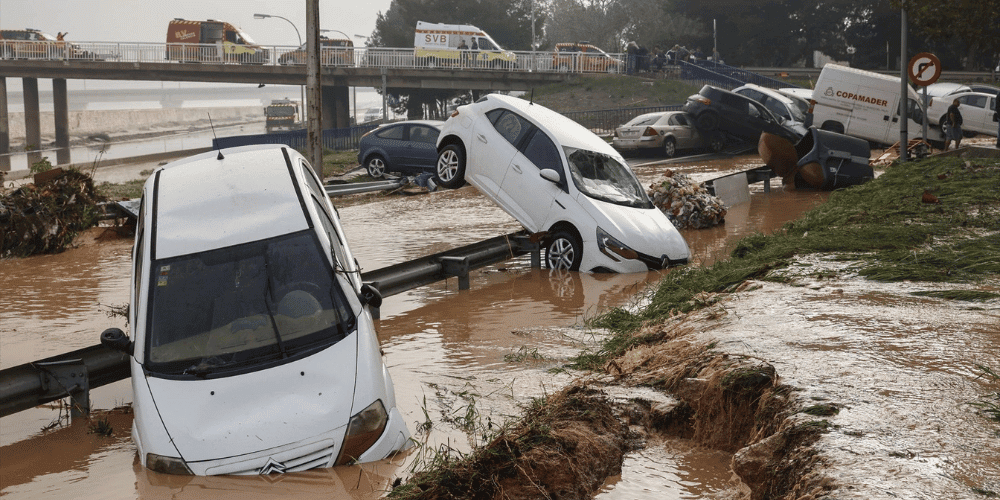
[0, 43, 581, 169]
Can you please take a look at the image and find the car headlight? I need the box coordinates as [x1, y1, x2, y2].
[596, 227, 638, 262]
[335, 400, 389, 465]
[146, 453, 193, 475]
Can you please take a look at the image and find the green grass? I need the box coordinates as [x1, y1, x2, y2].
[96, 169, 153, 200]
[571, 156, 1000, 369]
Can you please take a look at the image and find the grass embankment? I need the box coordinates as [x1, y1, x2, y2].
[389, 155, 1000, 499]
[530, 74, 701, 111]
[578, 155, 1000, 366]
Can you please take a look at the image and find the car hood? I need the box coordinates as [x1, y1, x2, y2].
[145, 337, 359, 463]
[579, 195, 691, 262]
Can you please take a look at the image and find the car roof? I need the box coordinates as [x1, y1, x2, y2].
[734, 83, 798, 106]
[151, 144, 310, 259]
[479, 94, 619, 155]
[378, 120, 444, 129]
[925, 82, 972, 97]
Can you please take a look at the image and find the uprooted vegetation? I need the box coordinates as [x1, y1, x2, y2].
[391, 156, 999, 499]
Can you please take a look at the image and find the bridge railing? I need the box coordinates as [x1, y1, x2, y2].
[1, 40, 627, 74]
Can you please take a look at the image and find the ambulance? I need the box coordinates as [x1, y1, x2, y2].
[811, 63, 942, 145]
[166, 19, 269, 64]
[413, 21, 516, 69]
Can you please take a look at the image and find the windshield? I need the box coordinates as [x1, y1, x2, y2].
[565, 147, 652, 208]
[783, 96, 809, 122]
[145, 230, 355, 377]
[624, 113, 661, 127]
[235, 28, 256, 45]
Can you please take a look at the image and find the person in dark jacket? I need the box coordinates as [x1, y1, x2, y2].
[943, 99, 963, 151]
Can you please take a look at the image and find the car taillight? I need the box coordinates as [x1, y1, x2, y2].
[450, 110, 460, 118]
[695, 96, 711, 105]
[643, 127, 658, 137]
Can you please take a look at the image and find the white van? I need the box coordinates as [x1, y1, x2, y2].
[413, 21, 516, 68]
[100, 144, 410, 475]
[811, 63, 940, 145]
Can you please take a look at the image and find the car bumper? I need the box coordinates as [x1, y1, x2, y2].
[612, 137, 663, 150]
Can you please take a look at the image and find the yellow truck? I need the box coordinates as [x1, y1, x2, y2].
[413, 21, 516, 69]
[166, 19, 268, 64]
[0, 29, 83, 60]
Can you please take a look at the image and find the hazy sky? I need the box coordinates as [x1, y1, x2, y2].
[0, 0, 392, 45]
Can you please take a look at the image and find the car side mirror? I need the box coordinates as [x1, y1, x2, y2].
[101, 328, 133, 355]
[360, 283, 383, 309]
[539, 169, 560, 184]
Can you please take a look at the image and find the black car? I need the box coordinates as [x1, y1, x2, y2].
[682, 85, 801, 143]
[357, 120, 444, 178]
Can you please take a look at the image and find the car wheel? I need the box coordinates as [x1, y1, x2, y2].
[663, 137, 677, 158]
[366, 155, 387, 178]
[545, 229, 583, 271]
[938, 116, 950, 137]
[708, 133, 725, 152]
[435, 144, 466, 189]
[695, 112, 719, 131]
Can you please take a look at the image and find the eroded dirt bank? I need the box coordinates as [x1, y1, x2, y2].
[389, 154, 1000, 500]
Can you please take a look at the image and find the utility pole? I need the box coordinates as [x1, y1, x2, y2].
[899, 4, 908, 161]
[306, 0, 322, 170]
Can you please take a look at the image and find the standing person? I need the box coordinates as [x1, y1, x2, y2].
[994, 107, 999, 148]
[458, 38, 468, 66]
[626, 41, 638, 75]
[469, 38, 479, 68]
[943, 98, 964, 151]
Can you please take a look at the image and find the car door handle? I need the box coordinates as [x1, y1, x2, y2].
[476, 133, 488, 144]
[511, 164, 522, 174]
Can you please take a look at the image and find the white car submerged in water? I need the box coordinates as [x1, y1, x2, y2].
[101, 144, 410, 475]
[434, 93, 690, 273]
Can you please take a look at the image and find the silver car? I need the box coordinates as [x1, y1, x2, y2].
[612, 111, 724, 158]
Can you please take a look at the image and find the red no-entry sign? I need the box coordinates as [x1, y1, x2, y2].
[908, 52, 941, 86]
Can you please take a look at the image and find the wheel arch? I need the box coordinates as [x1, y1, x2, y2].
[437, 135, 466, 155]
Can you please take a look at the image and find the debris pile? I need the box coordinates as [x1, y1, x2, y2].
[648, 170, 727, 229]
[1, 168, 105, 258]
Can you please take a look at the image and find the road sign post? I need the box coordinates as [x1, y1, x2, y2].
[908, 52, 942, 149]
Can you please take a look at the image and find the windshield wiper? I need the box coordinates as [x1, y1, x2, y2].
[184, 356, 224, 378]
[262, 257, 289, 359]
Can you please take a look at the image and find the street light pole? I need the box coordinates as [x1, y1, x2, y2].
[254, 13, 305, 124]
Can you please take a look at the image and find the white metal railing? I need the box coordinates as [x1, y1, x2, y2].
[0, 40, 626, 74]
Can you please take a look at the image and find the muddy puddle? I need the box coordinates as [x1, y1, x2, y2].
[3, 152, 925, 499]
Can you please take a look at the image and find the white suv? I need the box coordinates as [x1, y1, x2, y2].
[100, 144, 410, 475]
[733, 83, 810, 137]
[927, 92, 999, 138]
[434, 94, 691, 273]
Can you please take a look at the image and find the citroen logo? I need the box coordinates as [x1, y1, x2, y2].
[259, 457, 287, 475]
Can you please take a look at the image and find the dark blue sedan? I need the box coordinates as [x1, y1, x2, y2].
[357, 120, 444, 178]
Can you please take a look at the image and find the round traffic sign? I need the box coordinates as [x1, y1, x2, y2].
[908, 52, 941, 86]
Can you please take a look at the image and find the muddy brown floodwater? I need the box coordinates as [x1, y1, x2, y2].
[13, 151, 988, 499]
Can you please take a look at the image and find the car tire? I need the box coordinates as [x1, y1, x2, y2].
[545, 229, 583, 271]
[366, 155, 387, 178]
[663, 137, 677, 158]
[435, 144, 466, 189]
[695, 112, 719, 131]
[708, 133, 725, 152]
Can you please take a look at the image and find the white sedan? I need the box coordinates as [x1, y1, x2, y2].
[927, 92, 999, 137]
[100, 144, 410, 475]
[434, 93, 691, 273]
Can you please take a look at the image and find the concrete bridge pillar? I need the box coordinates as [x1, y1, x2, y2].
[0, 77, 9, 171]
[53, 78, 70, 165]
[321, 85, 350, 129]
[23, 77, 42, 167]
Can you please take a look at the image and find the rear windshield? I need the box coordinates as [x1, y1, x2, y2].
[623, 114, 662, 127]
[145, 230, 355, 377]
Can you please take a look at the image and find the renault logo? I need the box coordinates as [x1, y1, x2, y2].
[259, 458, 287, 475]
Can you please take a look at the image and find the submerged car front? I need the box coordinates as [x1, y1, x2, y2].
[558, 146, 691, 272]
[119, 146, 408, 475]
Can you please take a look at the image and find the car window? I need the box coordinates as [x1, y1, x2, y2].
[747, 102, 762, 118]
[625, 114, 660, 127]
[409, 125, 439, 144]
[737, 89, 765, 102]
[990, 97, 996, 112]
[763, 98, 790, 121]
[719, 92, 746, 110]
[521, 130, 564, 188]
[958, 95, 987, 109]
[564, 147, 652, 209]
[673, 114, 690, 126]
[375, 126, 404, 140]
[490, 110, 534, 147]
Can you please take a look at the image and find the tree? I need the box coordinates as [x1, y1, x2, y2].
[889, 0, 1000, 70]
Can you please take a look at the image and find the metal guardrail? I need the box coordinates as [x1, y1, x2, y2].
[0, 40, 624, 75]
[0, 231, 540, 418]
